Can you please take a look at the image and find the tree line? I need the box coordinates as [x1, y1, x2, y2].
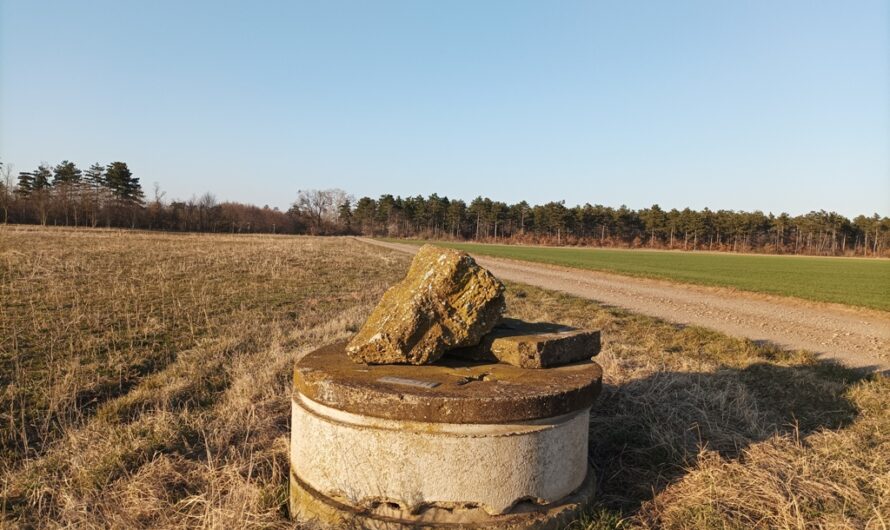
[1, 160, 299, 233]
[1, 161, 887, 256]
[313, 190, 890, 257]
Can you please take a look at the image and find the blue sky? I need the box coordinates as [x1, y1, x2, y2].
[1, 1, 888, 216]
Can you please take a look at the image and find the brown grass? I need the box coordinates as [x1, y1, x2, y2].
[1, 226, 886, 529]
[507, 287, 888, 529]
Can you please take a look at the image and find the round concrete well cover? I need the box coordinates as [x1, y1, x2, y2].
[294, 340, 603, 424]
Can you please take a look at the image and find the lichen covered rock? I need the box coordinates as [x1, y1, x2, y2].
[347, 244, 505, 365]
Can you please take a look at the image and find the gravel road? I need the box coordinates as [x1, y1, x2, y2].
[359, 238, 890, 373]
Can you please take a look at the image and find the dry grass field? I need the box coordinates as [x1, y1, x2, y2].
[1, 227, 887, 529]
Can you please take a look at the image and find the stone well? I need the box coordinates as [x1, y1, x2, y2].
[290, 341, 603, 529]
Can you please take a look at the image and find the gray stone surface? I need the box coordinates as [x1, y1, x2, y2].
[450, 318, 601, 368]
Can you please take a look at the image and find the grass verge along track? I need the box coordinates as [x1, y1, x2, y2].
[383, 239, 890, 311]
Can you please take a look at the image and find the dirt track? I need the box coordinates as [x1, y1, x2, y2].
[359, 238, 890, 372]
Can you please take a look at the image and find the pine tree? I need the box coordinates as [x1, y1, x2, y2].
[16, 171, 35, 196]
[105, 162, 144, 206]
[52, 161, 84, 225]
[83, 163, 106, 227]
[84, 163, 106, 187]
[15, 165, 50, 196]
[18, 165, 53, 224]
[52, 161, 82, 185]
[33, 165, 52, 190]
[338, 198, 353, 231]
[104, 162, 144, 227]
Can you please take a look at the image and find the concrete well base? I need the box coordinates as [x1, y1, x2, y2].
[290, 341, 603, 529]
[289, 467, 596, 530]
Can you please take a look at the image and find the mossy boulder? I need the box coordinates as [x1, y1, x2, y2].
[347, 245, 505, 365]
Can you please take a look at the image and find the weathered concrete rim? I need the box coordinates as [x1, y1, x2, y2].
[289, 466, 596, 529]
[294, 340, 603, 423]
[296, 393, 585, 436]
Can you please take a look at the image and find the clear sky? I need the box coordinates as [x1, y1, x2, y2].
[1, 1, 888, 216]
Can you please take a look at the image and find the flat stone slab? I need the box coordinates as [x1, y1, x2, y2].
[450, 319, 602, 368]
[294, 340, 603, 424]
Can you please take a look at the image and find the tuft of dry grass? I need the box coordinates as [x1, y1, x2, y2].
[630, 378, 889, 530]
[507, 285, 888, 530]
[1, 227, 886, 529]
[1, 227, 407, 528]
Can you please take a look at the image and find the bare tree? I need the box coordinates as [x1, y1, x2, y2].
[146, 182, 167, 229]
[153, 182, 167, 205]
[291, 188, 352, 234]
[198, 192, 217, 231]
[0, 161, 13, 224]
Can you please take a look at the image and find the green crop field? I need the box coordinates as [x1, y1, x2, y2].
[383, 239, 890, 311]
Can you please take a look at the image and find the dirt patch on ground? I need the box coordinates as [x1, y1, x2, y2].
[361, 238, 890, 372]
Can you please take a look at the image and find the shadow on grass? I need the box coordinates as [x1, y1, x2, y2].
[584, 361, 868, 522]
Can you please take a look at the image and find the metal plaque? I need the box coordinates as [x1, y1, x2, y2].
[377, 376, 441, 389]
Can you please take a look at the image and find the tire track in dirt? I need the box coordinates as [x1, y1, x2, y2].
[359, 238, 890, 373]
